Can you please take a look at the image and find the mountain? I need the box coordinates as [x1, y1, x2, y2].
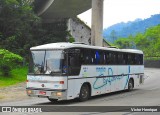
[103, 14, 160, 43]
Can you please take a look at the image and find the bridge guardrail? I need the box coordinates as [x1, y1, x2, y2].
[144, 57, 160, 68]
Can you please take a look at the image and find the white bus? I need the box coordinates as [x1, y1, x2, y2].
[26, 42, 144, 102]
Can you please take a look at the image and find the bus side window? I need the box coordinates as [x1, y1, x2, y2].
[95, 50, 100, 64]
[114, 52, 118, 64]
[101, 52, 105, 64]
[123, 53, 128, 65]
[131, 54, 136, 65]
[83, 50, 90, 64]
[108, 52, 112, 64]
[80, 49, 86, 64]
[118, 53, 123, 65]
[139, 54, 143, 65]
[135, 54, 141, 65]
[105, 52, 110, 64]
[68, 50, 81, 75]
[110, 52, 115, 65]
[141, 54, 143, 65]
[94, 50, 104, 65]
[99, 51, 104, 64]
[90, 50, 95, 64]
[128, 54, 131, 65]
[88, 50, 94, 64]
[103, 52, 106, 64]
[135, 54, 139, 65]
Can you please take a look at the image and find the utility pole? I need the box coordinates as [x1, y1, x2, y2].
[91, 0, 104, 46]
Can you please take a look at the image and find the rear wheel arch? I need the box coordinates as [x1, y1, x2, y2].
[79, 82, 91, 101]
[130, 78, 134, 88]
[128, 78, 134, 91]
[83, 82, 91, 91]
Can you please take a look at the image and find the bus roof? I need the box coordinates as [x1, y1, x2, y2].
[30, 42, 143, 54]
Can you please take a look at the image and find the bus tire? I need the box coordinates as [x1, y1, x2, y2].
[128, 79, 134, 91]
[48, 98, 58, 103]
[79, 84, 90, 102]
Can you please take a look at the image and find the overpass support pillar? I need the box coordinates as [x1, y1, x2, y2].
[91, 0, 104, 46]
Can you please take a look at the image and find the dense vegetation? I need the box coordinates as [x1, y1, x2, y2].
[0, 0, 68, 86]
[0, 0, 68, 60]
[0, 0, 39, 58]
[103, 14, 160, 43]
[0, 49, 23, 76]
[114, 24, 160, 57]
[0, 49, 26, 87]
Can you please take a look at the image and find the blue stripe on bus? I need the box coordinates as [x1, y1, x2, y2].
[124, 65, 130, 89]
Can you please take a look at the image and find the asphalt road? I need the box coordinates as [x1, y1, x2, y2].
[0, 68, 160, 115]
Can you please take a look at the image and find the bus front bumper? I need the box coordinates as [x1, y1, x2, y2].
[26, 88, 67, 100]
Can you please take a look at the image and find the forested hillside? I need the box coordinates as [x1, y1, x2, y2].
[113, 24, 160, 57]
[103, 14, 160, 43]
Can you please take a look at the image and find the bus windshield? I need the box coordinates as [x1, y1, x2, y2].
[28, 50, 64, 75]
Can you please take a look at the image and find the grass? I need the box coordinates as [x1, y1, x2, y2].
[0, 67, 28, 88]
[144, 57, 160, 61]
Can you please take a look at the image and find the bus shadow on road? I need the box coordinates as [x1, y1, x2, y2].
[33, 98, 81, 105]
[33, 89, 140, 105]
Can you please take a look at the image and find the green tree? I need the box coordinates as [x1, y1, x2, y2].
[0, 49, 23, 76]
[0, 0, 40, 58]
[144, 25, 160, 56]
[114, 38, 134, 49]
[113, 24, 160, 57]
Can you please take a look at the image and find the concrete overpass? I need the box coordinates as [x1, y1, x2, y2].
[34, 0, 91, 20]
[34, 0, 104, 46]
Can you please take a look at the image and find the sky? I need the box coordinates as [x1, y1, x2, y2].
[78, 0, 160, 29]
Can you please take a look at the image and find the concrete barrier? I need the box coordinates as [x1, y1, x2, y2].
[144, 60, 160, 68]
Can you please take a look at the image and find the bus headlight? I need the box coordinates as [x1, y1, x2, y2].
[27, 90, 33, 95]
[56, 92, 62, 96]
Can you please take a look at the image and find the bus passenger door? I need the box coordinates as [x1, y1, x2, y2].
[67, 49, 81, 99]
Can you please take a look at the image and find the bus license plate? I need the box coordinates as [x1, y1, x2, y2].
[39, 91, 46, 95]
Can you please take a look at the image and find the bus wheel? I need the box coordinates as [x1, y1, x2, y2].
[128, 79, 134, 91]
[79, 84, 90, 102]
[48, 98, 58, 103]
